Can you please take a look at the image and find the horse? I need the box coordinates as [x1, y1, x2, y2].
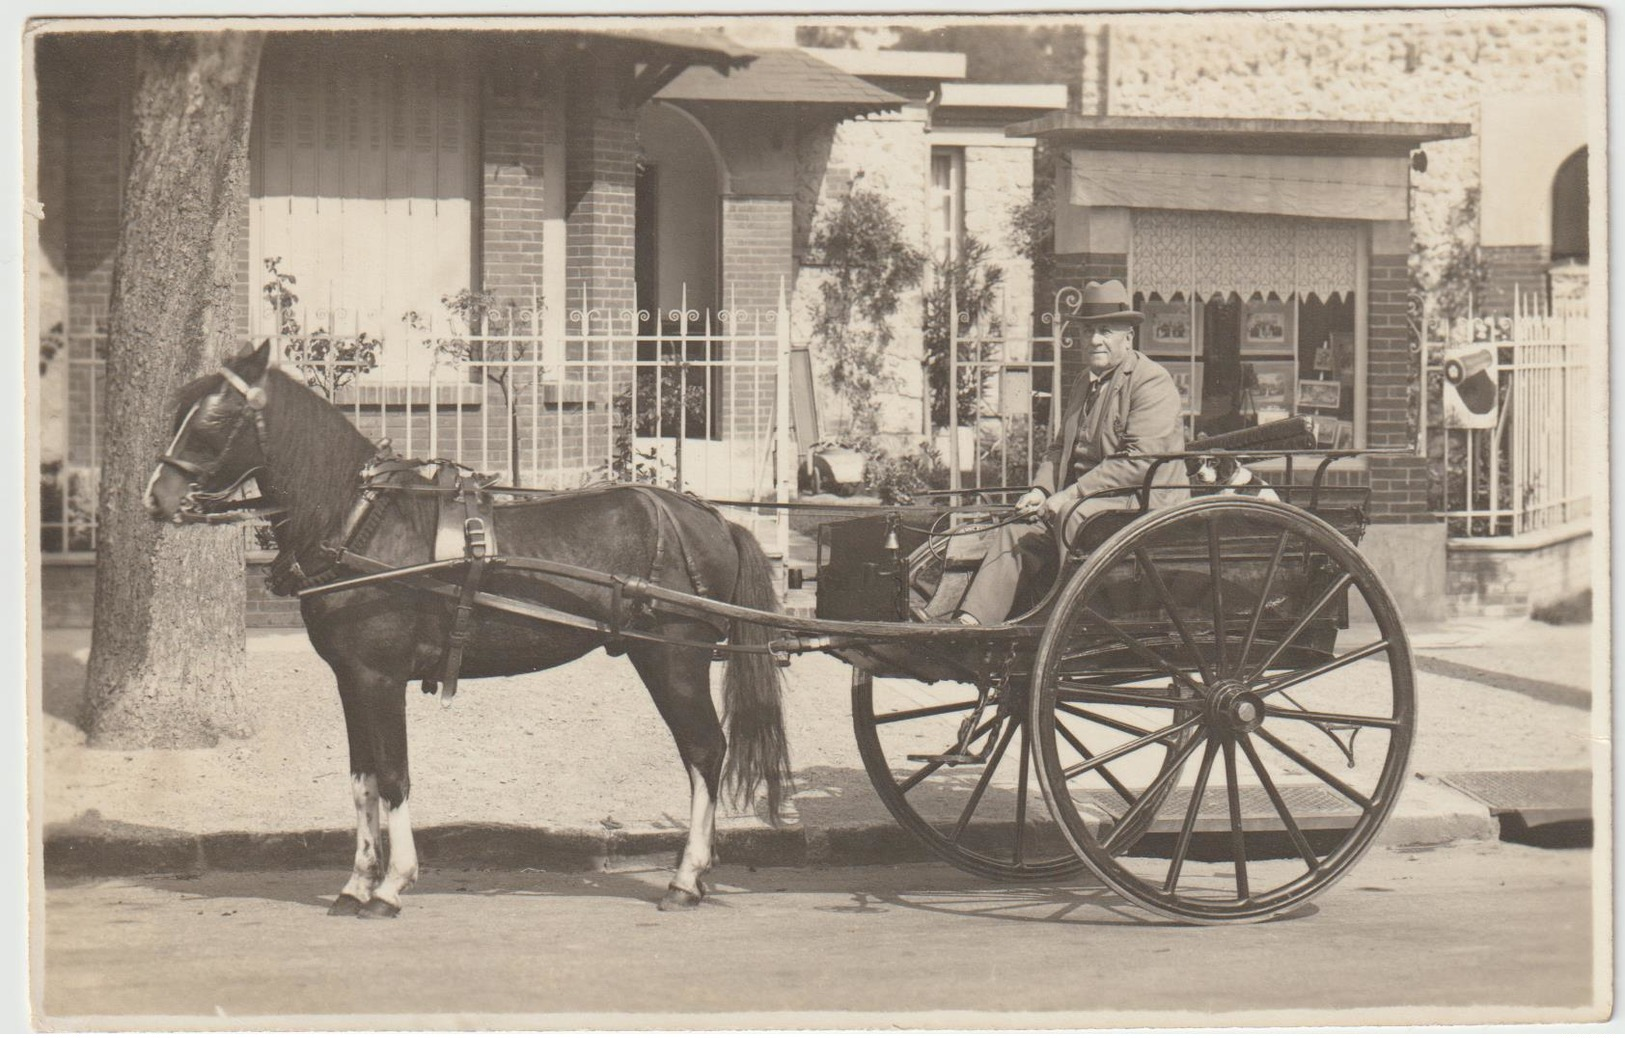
[144, 341, 792, 918]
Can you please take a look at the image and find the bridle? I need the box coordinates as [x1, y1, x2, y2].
[158, 366, 283, 524]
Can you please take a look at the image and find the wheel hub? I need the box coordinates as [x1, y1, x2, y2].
[1207, 679, 1266, 734]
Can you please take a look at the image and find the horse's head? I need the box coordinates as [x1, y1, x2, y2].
[145, 340, 277, 524]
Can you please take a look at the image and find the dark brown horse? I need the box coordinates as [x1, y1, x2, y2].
[145, 341, 792, 917]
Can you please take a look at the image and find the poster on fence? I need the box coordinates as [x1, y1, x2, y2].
[1442, 345, 1499, 429]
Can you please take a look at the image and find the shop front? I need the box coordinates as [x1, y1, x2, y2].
[1010, 114, 1471, 619]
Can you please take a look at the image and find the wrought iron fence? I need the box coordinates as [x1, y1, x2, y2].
[943, 285, 1076, 491]
[1422, 291, 1591, 538]
[40, 285, 794, 573]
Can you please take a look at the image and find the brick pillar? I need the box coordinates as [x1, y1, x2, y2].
[565, 62, 636, 333]
[721, 194, 794, 442]
[1365, 251, 1430, 523]
[481, 89, 548, 306]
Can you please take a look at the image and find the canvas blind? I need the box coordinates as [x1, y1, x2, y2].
[249, 36, 477, 378]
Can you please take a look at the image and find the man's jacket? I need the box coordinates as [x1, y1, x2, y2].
[1035, 348, 1188, 516]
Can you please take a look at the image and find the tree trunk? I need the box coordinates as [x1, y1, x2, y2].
[84, 32, 264, 748]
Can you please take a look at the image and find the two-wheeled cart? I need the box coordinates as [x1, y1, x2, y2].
[310, 419, 1415, 925]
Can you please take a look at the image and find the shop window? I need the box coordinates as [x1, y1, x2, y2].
[1135, 291, 1357, 448]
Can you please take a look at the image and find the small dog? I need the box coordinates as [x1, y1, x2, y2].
[1194, 456, 1279, 502]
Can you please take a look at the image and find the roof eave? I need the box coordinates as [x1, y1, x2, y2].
[1006, 113, 1474, 157]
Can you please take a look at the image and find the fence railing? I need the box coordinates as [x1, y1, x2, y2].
[944, 285, 1075, 491]
[1423, 292, 1591, 538]
[41, 286, 794, 574]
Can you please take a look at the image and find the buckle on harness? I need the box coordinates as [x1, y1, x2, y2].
[463, 517, 488, 558]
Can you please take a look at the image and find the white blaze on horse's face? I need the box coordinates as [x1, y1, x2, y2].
[144, 401, 204, 521]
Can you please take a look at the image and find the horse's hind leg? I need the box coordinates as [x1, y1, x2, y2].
[628, 638, 725, 911]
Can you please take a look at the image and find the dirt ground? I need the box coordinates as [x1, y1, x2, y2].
[40, 615, 1595, 841]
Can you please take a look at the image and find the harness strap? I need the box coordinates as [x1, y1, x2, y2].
[437, 475, 492, 705]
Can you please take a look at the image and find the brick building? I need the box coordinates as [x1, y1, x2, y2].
[34, 25, 1068, 626]
[1012, 8, 1599, 620]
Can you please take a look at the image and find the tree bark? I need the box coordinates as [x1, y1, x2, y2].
[84, 32, 264, 748]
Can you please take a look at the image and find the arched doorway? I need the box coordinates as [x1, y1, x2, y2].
[1550, 146, 1588, 263]
[634, 102, 725, 325]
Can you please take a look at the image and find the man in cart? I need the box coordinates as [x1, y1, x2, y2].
[957, 280, 1187, 625]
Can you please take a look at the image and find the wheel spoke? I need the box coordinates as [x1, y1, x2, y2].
[1165, 735, 1221, 893]
[1266, 707, 1400, 730]
[1054, 718, 1137, 806]
[1239, 732, 1320, 870]
[896, 717, 999, 793]
[1104, 732, 1207, 854]
[1013, 721, 1031, 866]
[1245, 572, 1355, 680]
[1081, 608, 1207, 696]
[874, 699, 980, 725]
[1253, 640, 1392, 697]
[1056, 701, 1159, 741]
[1223, 736, 1249, 901]
[1062, 715, 1203, 780]
[1237, 529, 1291, 674]
[1207, 517, 1228, 676]
[1131, 547, 1216, 684]
[1254, 726, 1373, 809]
[950, 721, 1019, 843]
[1056, 681, 1196, 710]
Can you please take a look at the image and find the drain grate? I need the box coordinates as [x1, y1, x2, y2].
[1435, 769, 1593, 827]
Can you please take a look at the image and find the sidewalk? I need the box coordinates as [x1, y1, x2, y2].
[40, 615, 1600, 877]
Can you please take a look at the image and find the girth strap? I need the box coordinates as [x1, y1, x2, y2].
[436, 474, 493, 705]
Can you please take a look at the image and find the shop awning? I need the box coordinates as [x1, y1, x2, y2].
[1009, 113, 1471, 222]
[657, 49, 906, 116]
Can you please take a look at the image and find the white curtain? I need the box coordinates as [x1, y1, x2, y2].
[1131, 210, 1359, 302]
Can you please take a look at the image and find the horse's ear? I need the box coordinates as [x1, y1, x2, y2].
[243, 339, 273, 377]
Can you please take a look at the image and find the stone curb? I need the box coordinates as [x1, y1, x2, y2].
[42, 773, 1545, 879]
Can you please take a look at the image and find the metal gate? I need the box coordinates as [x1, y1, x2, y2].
[1421, 291, 1591, 538]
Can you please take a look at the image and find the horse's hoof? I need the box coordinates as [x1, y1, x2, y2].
[327, 894, 367, 917]
[358, 898, 401, 919]
[658, 883, 704, 912]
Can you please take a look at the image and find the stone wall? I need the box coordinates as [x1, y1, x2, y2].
[1446, 528, 1591, 618]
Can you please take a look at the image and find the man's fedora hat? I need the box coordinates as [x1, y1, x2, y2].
[1072, 279, 1143, 324]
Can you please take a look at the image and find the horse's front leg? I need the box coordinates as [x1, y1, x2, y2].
[328, 674, 382, 916]
[358, 679, 417, 919]
[329, 774, 382, 915]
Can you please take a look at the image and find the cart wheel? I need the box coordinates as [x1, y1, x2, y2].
[1029, 496, 1415, 924]
[853, 667, 1087, 882]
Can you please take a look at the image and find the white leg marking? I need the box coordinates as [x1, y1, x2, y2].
[672, 763, 717, 896]
[339, 775, 381, 902]
[371, 798, 419, 907]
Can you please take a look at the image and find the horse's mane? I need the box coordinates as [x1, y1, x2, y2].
[260, 368, 376, 555]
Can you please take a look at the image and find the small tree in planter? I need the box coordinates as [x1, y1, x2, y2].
[807, 188, 925, 437]
[262, 258, 382, 399]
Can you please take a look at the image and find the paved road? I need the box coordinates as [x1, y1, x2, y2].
[41, 842, 1603, 1028]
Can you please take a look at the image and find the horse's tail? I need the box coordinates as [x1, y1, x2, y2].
[721, 520, 793, 826]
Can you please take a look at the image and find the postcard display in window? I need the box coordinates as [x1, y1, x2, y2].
[1130, 211, 1359, 443]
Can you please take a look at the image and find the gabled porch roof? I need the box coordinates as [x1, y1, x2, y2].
[657, 49, 906, 116]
